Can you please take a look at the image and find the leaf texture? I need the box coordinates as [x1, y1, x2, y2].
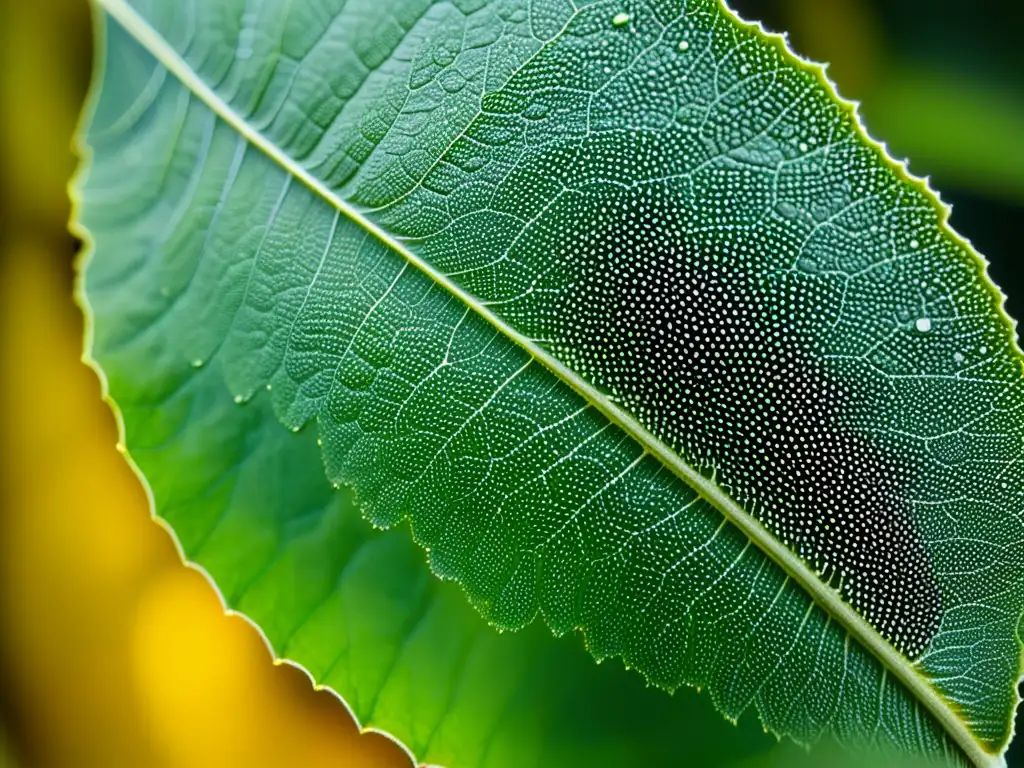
[98, 309, 779, 767]
[75, 0, 1024, 764]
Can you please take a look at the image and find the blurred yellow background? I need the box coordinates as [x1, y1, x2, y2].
[0, 248, 409, 768]
[0, 0, 1020, 766]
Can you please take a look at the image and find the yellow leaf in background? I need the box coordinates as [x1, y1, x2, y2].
[0, 244, 405, 767]
[0, 242, 158, 766]
[133, 568, 405, 767]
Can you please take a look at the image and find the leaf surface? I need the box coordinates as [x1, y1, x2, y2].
[75, 0, 1024, 765]
[96, 298, 779, 767]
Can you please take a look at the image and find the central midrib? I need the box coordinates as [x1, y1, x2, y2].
[93, 1, 994, 765]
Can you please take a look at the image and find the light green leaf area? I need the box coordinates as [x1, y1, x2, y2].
[76, 0, 1024, 766]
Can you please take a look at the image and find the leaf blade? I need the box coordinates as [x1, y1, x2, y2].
[76, 0, 1024, 764]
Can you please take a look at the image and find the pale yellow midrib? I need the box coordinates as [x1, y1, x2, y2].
[91, 1, 998, 765]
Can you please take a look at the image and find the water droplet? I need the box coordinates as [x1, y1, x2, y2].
[915, 317, 932, 333]
[612, 12, 630, 26]
[523, 101, 550, 120]
[115, 442, 126, 454]
[799, 142, 809, 152]
[678, 40, 689, 51]
[910, 239, 920, 249]
[953, 352, 965, 365]
[191, 358, 204, 368]
[233, 394, 246, 404]
[775, 201, 799, 219]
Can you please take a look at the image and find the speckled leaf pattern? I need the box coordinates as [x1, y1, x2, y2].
[75, 0, 1023, 765]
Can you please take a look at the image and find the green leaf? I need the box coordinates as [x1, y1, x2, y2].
[74, 0, 1024, 765]
[101, 310, 778, 767]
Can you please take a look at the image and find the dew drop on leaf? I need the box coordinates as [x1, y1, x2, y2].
[775, 201, 799, 219]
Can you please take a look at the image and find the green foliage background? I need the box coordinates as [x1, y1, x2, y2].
[1, 0, 1021, 766]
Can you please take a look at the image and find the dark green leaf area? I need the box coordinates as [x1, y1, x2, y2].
[541, 225, 941, 657]
[359, 0, 1023, 732]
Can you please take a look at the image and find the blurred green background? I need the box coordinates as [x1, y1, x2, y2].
[0, 0, 1020, 765]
